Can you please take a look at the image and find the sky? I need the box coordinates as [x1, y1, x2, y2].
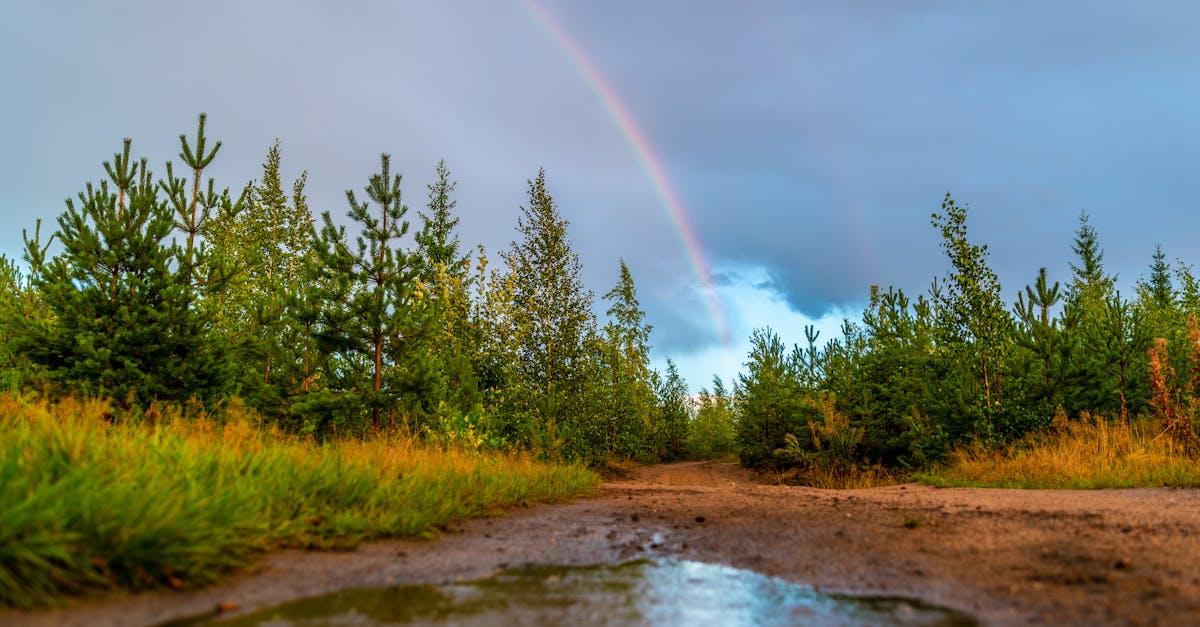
[4, 1, 1200, 390]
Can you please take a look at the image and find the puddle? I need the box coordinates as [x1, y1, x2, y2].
[178, 559, 976, 626]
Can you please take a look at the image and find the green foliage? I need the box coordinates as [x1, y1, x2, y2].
[586, 261, 658, 460]
[500, 170, 596, 457]
[207, 141, 316, 419]
[735, 328, 815, 467]
[0, 394, 596, 607]
[653, 359, 690, 461]
[730, 195, 1194, 477]
[304, 154, 425, 430]
[14, 124, 235, 405]
[688, 376, 737, 459]
[0, 256, 47, 390]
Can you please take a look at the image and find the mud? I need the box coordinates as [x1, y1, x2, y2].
[6, 461, 1200, 626]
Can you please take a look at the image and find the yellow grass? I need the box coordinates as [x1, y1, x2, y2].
[921, 415, 1200, 489]
[0, 393, 598, 607]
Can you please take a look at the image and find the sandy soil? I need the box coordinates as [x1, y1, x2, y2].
[6, 461, 1200, 626]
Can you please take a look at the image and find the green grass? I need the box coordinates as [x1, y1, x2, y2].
[0, 394, 598, 608]
[919, 415, 1200, 489]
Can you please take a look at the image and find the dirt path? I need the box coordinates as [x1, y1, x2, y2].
[7, 461, 1200, 626]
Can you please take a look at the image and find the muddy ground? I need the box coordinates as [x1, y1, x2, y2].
[6, 461, 1200, 626]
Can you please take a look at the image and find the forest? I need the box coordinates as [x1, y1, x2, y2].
[4, 116, 1200, 472]
[0, 114, 692, 464]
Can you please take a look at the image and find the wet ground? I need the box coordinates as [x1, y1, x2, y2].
[8, 461, 1200, 626]
[174, 559, 976, 627]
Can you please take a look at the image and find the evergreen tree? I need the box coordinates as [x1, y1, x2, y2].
[735, 327, 810, 467]
[1012, 267, 1073, 419]
[653, 359, 690, 461]
[305, 154, 421, 430]
[501, 169, 595, 455]
[1063, 213, 1119, 416]
[410, 161, 482, 420]
[688, 376, 737, 459]
[207, 141, 315, 416]
[415, 160, 467, 281]
[17, 134, 231, 404]
[0, 250, 49, 389]
[1141, 245, 1176, 311]
[1097, 292, 1149, 420]
[1067, 212, 1113, 298]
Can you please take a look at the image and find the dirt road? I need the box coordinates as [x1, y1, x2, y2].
[8, 461, 1200, 626]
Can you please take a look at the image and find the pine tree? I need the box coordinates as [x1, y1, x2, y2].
[17, 134, 230, 404]
[688, 375, 736, 459]
[1097, 292, 1149, 420]
[159, 114, 243, 296]
[1063, 213, 1118, 416]
[1013, 267, 1073, 417]
[305, 154, 420, 430]
[735, 327, 809, 467]
[501, 169, 595, 455]
[653, 359, 690, 461]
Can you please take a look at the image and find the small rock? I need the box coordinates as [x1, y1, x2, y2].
[1114, 558, 1131, 571]
[631, 513, 640, 522]
[694, 516, 706, 523]
[216, 601, 239, 614]
[1120, 525, 1133, 534]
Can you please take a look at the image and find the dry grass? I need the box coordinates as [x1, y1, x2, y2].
[921, 414, 1200, 489]
[0, 393, 598, 607]
[758, 463, 897, 489]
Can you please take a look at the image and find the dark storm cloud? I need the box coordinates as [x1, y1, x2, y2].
[4, 1, 1200, 372]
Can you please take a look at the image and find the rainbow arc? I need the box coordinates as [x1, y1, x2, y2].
[522, 0, 731, 345]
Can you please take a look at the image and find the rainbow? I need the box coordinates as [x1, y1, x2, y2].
[521, 0, 731, 344]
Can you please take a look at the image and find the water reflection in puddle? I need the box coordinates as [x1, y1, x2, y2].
[184, 559, 976, 626]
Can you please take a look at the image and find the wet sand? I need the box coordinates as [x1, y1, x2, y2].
[6, 461, 1200, 626]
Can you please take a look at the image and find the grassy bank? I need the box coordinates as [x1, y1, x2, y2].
[0, 394, 598, 608]
[920, 416, 1200, 489]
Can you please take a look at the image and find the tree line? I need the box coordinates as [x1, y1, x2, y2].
[0, 115, 690, 463]
[733, 194, 1200, 471]
[7, 115, 1194, 472]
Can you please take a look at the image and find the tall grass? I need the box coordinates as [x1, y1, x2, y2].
[0, 394, 598, 607]
[920, 414, 1200, 489]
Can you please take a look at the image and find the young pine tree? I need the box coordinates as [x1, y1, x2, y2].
[17, 135, 231, 404]
[688, 376, 737, 459]
[1063, 213, 1120, 416]
[305, 154, 421, 430]
[653, 358, 691, 461]
[735, 327, 810, 467]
